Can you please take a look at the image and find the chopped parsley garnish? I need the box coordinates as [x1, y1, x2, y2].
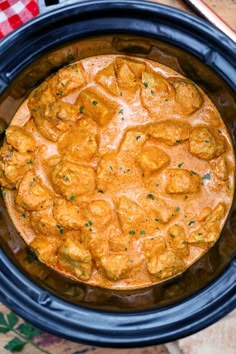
[140, 230, 146, 235]
[70, 195, 75, 200]
[164, 98, 169, 101]
[177, 162, 184, 168]
[202, 173, 211, 180]
[184, 195, 188, 199]
[27, 160, 33, 165]
[188, 220, 195, 226]
[190, 170, 197, 175]
[129, 259, 134, 263]
[109, 165, 113, 171]
[143, 82, 148, 88]
[57, 90, 63, 96]
[198, 232, 203, 236]
[129, 230, 135, 235]
[65, 176, 70, 182]
[170, 234, 175, 238]
[93, 100, 98, 106]
[205, 140, 209, 143]
[61, 82, 65, 86]
[156, 184, 159, 187]
[89, 228, 92, 232]
[136, 136, 141, 141]
[120, 92, 123, 96]
[32, 177, 36, 182]
[56, 224, 61, 229]
[176, 139, 182, 143]
[119, 109, 124, 114]
[79, 105, 84, 113]
[121, 117, 125, 121]
[151, 89, 154, 95]
[218, 129, 222, 134]
[21, 213, 26, 218]
[176, 207, 180, 212]
[85, 223, 89, 227]
[147, 193, 154, 200]
[88, 220, 93, 226]
[155, 218, 159, 222]
[125, 247, 128, 251]
[98, 189, 104, 193]
[60, 229, 64, 234]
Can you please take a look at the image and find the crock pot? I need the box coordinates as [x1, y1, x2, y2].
[0, 0, 235, 347]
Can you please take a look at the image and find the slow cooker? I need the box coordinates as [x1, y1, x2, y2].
[0, 0, 235, 347]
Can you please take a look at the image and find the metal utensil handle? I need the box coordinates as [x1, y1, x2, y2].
[183, 0, 236, 43]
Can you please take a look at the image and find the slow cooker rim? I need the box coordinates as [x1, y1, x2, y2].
[0, 0, 236, 347]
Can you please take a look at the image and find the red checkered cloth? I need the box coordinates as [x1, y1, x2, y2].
[0, 0, 39, 39]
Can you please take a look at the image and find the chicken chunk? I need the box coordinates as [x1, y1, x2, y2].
[30, 208, 62, 236]
[33, 101, 79, 142]
[205, 202, 226, 225]
[100, 253, 129, 281]
[77, 87, 117, 126]
[16, 171, 52, 210]
[136, 145, 170, 173]
[115, 57, 145, 92]
[117, 196, 148, 234]
[189, 126, 226, 160]
[95, 63, 119, 96]
[147, 250, 185, 279]
[119, 130, 146, 157]
[81, 200, 113, 228]
[147, 120, 190, 146]
[210, 156, 228, 180]
[49, 63, 85, 97]
[30, 236, 63, 267]
[28, 80, 55, 110]
[141, 71, 175, 118]
[0, 144, 33, 188]
[139, 194, 174, 224]
[58, 118, 98, 162]
[165, 169, 201, 194]
[51, 161, 95, 199]
[188, 223, 220, 247]
[58, 238, 92, 280]
[6, 126, 36, 153]
[108, 226, 130, 252]
[167, 224, 189, 257]
[53, 198, 83, 229]
[88, 234, 109, 260]
[96, 152, 117, 192]
[171, 79, 203, 116]
[143, 236, 166, 259]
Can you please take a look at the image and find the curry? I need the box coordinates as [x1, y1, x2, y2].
[0, 55, 234, 290]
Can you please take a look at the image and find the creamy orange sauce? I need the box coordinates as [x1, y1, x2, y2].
[0, 55, 234, 290]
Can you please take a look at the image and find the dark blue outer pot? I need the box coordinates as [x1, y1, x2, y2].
[0, 0, 236, 347]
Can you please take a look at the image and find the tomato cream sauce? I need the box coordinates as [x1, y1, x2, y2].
[0, 55, 234, 289]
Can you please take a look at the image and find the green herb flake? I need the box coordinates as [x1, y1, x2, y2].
[176, 207, 180, 212]
[164, 98, 169, 101]
[129, 259, 134, 263]
[188, 220, 195, 226]
[65, 176, 70, 182]
[89, 228, 92, 232]
[119, 109, 124, 114]
[109, 165, 113, 171]
[27, 160, 33, 165]
[21, 213, 27, 218]
[120, 92, 123, 96]
[205, 140, 209, 143]
[156, 184, 159, 187]
[147, 193, 154, 200]
[70, 195, 75, 200]
[218, 129, 222, 134]
[170, 234, 175, 238]
[143, 82, 148, 88]
[129, 230, 136, 235]
[56, 224, 61, 229]
[198, 232, 203, 236]
[202, 173, 211, 180]
[88, 220, 93, 226]
[184, 195, 188, 199]
[140, 230, 146, 235]
[125, 247, 128, 251]
[93, 100, 98, 106]
[177, 162, 184, 168]
[60, 229, 64, 234]
[79, 105, 84, 113]
[136, 136, 141, 141]
[98, 189, 104, 193]
[61, 82, 65, 86]
[121, 117, 125, 121]
[176, 139, 182, 143]
[190, 170, 197, 175]
[155, 218, 159, 222]
[85, 223, 89, 227]
[57, 90, 63, 96]
[151, 89, 154, 95]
